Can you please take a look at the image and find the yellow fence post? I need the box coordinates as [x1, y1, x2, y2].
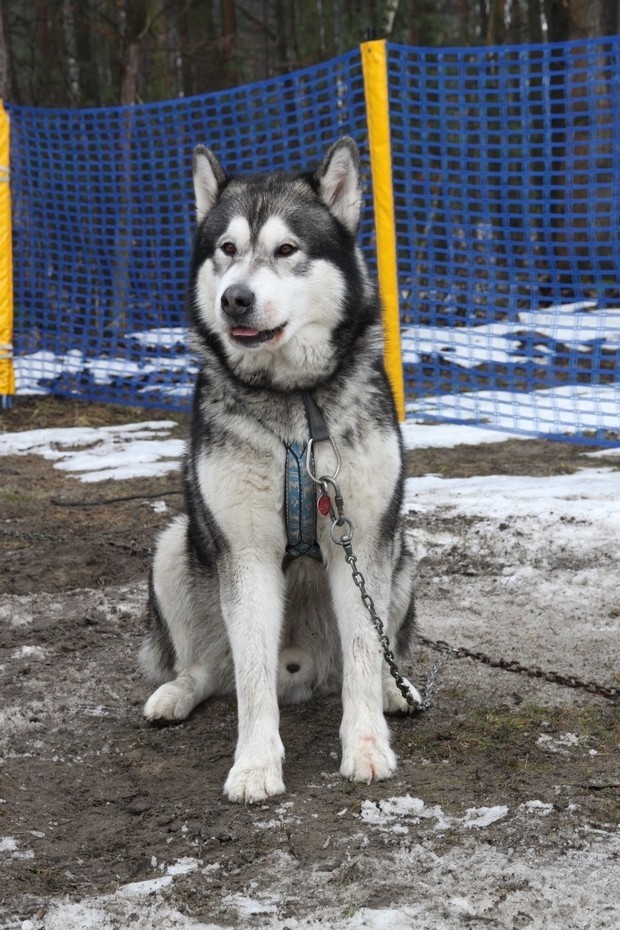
[0, 99, 14, 406]
[361, 39, 405, 421]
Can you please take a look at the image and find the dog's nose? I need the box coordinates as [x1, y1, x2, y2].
[221, 284, 254, 318]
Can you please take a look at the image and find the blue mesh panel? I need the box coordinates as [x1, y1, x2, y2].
[389, 37, 620, 445]
[8, 49, 369, 410]
[6, 38, 620, 445]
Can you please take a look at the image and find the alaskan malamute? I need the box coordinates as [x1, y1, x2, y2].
[140, 138, 420, 803]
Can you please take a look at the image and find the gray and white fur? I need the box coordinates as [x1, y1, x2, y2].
[140, 138, 419, 804]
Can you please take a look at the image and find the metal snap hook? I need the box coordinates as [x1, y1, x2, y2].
[306, 437, 341, 483]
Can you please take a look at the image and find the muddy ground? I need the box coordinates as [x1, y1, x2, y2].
[0, 397, 619, 929]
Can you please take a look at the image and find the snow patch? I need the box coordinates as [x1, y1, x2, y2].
[522, 800, 555, 816]
[0, 835, 34, 859]
[221, 891, 279, 916]
[359, 796, 508, 833]
[0, 421, 183, 483]
[537, 732, 582, 754]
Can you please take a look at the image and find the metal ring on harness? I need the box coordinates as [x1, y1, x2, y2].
[330, 517, 353, 546]
[306, 437, 341, 483]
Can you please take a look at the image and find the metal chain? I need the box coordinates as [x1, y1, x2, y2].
[343, 545, 424, 711]
[0, 529, 66, 542]
[315, 475, 620, 709]
[317, 475, 426, 711]
[415, 641, 457, 711]
[0, 527, 152, 556]
[417, 635, 620, 703]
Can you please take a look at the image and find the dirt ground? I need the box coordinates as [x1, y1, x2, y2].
[1, 398, 619, 929]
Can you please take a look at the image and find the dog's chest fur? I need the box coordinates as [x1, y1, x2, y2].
[190, 359, 402, 561]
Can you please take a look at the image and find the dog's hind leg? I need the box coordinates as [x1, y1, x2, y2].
[144, 668, 212, 722]
[140, 515, 231, 723]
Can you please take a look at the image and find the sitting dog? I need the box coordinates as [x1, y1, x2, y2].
[140, 138, 419, 803]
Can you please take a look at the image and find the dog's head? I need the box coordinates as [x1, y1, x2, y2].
[189, 138, 378, 390]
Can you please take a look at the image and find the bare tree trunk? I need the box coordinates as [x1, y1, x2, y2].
[458, 0, 471, 44]
[0, 0, 13, 100]
[544, 0, 571, 42]
[163, 6, 184, 98]
[568, 0, 602, 38]
[115, 1, 147, 329]
[316, 0, 326, 58]
[510, 0, 522, 40]
[476, 0, 487, 42]
[118, 0, 149, 106]
[221, 0, 237, 85]
[180, 0, 216, 95]
[382, 0, 400, 36]
[120, 38, 140, 105]
[71, 0, 98, 105]
[290, 0, 301, 66]
[486, 0, 506, 44]
[601, 0, 620, 33]
[274, 0, 290, 72]
[527, 0, 543, 43]
[61, 0, 80, 103]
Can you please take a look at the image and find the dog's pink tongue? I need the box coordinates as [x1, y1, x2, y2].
[232, 326, 260, 337]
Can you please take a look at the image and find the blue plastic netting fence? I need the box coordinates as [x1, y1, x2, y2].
[389, 37, 620, 443]
[8, 49, 370, 411]
[7, 37, 620, 444]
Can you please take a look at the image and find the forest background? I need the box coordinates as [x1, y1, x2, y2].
[0, 0, 618, 110]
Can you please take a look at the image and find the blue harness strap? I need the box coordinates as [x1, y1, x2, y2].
[282, 440, 321, 570]
[281, 391, 334, 571]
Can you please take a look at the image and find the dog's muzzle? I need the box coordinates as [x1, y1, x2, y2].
[221, 284, 286, 346]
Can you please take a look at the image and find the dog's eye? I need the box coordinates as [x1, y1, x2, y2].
[275, 243, 297, 258]
[221, 242, 237, 256]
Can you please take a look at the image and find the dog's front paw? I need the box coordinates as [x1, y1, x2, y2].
[144, 682, 195, 723]
[340, 736, 397, 784]
[383, 676, 422, 715]
[224, 757, 285, 804]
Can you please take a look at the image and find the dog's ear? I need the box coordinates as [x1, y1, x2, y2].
[316, 137, 362, 233]
[193, 145, 227, 223]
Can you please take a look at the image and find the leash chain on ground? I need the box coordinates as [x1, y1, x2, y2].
[0, 527, 152, 556]
[50, 490, 183, 507]
[417, 634, 620, 703]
